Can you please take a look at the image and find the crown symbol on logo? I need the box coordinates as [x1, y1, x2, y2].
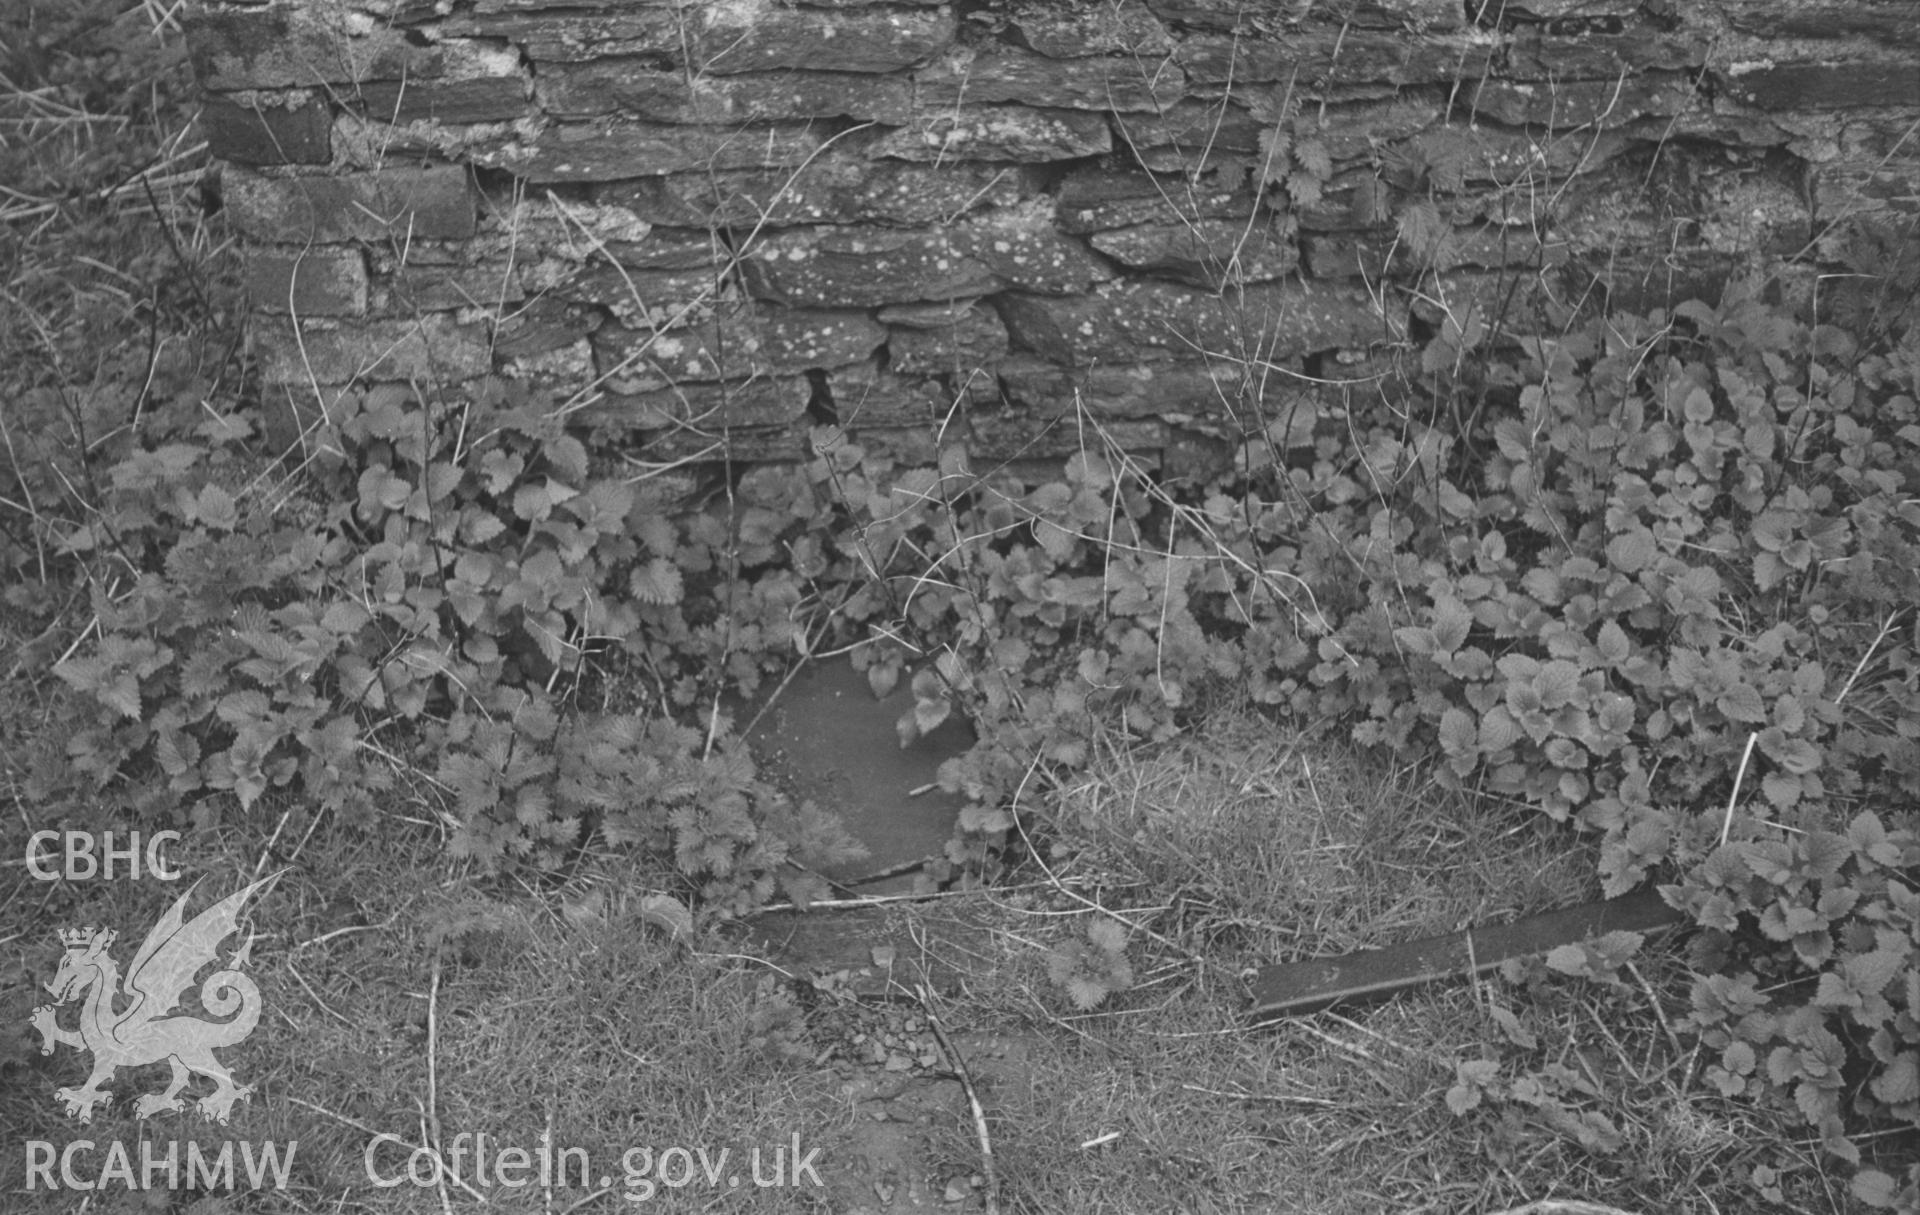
[58, 926, 108, 948]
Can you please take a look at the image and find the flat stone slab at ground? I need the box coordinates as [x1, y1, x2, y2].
[742, 901, 996, 1001]
[744, 656, 974, 893]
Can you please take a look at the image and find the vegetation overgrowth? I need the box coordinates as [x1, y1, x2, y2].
[3, 1, 1917, 1209]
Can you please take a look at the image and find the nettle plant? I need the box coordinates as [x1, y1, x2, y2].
[21, 272, 1919, 1193]
[37, 375, 867, 910]
[1273, 291, 1919, 1195]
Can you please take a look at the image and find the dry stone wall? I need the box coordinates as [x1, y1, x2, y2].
[183, 0, 1920, 468]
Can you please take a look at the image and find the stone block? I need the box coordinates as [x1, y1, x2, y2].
[1089, 217, 1298, 288]
[741, 227, 1001, 307]
[601, 158, 1031, 228]
[961, 208, 1115, 294]
[1175, 31, 1495, 88]
[1499, 0, 1640, 16]
[472, 194, 655, 254]
[739, 217, 1106, 307]
[882, 302, 1009, 378]
[438, 10, 683, 62]
[967, 407, 1162, 462]
[1507, 32, 1706, 79]
[998, 359, 1250, 419]
[1466, 75, 1691, 129]
[325, 111, 527, 173]
[1292, 171, 1398, 233]
[200, 91, 331, 164]
[567, 265, 724, 330]
[226, 166, 475, 243]
[485, 122, 831, 182]
[915, 46, 1185, 112]
[537, 64, 910, 122]
[1113, 98, 1263, 159]
[1308, 98, 1443, 163]
[997, 280, 1399, 366]
[503, 338, 596, 385]
[247, 248, 368, 316]
[597, 228, 728, 271]
[1055, 165, 1253, 234]
[872, 105, 1112, 162]
[187, 4, 431, 90]
[252, 315, 491, 384]
[592, 307, 884, 384]
[1720, 62, 1920, 111]
[1342, 0, 1464, 29]
[1403, 272, 1552, 332]
[1142, 0, 1256, 32]
[1383, 124, 1631, 190]
[1303, 226, 1564, 280]
[695, 6, 952, 75]
[379, 259, 526, 313]
[1729, 4, 1920, 46]
[1815, 163, 1920, 219]
[352, 75, 532, 125]
[823, 366, 956, 426]
[493, 298, 599, 360]
[1006, 0, 1172, 57]
[584, 380, 812, 434]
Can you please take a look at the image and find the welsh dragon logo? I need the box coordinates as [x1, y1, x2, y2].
[30, 874, 277, 1124]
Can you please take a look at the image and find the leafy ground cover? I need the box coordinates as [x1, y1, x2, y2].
[3, 4, 1917, 1213]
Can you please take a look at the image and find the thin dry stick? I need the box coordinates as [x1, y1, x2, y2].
[1718, 731, 1758, 847]
[1622, 958, 1683, 1056]
[425, 953, 456, 1214]
[1483, 1202, 1646, 1215]
[1008, 752, 1212, 971]
[1834, 608, 1902, 705]
[914, 982, 999, 1215]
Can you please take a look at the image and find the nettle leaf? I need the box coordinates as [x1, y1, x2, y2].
[1717, 682, 1767, 723]
[1066, 975, 1111, 1011]
[1087, 917, 1128, 956]
[1286, 167, 1323, 209]
[513, 479, 578, 523]
[543, 433, 590, 483]
[1605, 529, 1656, 573]
[1762, 771, 1805, 811]
[1595, 619, 1630, 665]
[194, 484, 239, 531]
[1479, 705, 1522, 752]
[1760, 727, 1822, 774]
[1845, 812, 1906, 867]
[358, 466, 410, 516]
[1293, 138, 1332, 183]
[1350, 176, 1392, 225]
[1256, 125, 1294, 190]
[1871, 1055, 1919, 1105]
[1438, 706, 1477, 761]
[629, 557, 684, 606]
[1494, 417, 1532, 461]
[1395, 625, 1439, 657]
[1843, 948, 1907, 1004]
[1534, 660, 1582, 710]
[1395, 200, 1447, 265]
[1431, 597, 1472, 652]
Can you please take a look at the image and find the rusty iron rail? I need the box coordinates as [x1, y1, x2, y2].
[1248, 886, 1688, 1022]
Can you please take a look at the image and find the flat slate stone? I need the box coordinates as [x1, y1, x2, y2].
[742, 901, 997, 999]
[744, 657, 974, 892]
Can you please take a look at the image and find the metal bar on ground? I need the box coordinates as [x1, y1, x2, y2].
[1247, 886, 1688, 1022]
